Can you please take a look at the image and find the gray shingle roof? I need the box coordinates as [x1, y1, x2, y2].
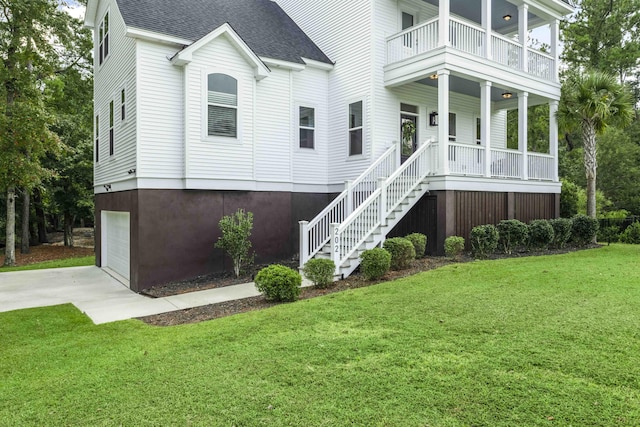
[116, 0, 332, 65]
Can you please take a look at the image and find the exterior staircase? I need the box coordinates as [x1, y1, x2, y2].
[299, 138, 438, 279]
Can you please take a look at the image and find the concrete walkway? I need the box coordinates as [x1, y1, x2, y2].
[0, 266, 312, 324]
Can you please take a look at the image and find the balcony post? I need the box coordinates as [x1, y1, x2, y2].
[439, 0, 450, 47]
[518, 4, 529, 72]
[549, 100, 559, 182]
[518, 91, 529, 180]
[550, 19, 559, 82]
[481, 81, 492, 178]
[482, 0, 492, 60]
[437, 70, 450, 175]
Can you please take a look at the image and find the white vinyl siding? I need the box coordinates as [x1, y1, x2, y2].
[93, 0, 136, 189]
[137, 40, 184, 179]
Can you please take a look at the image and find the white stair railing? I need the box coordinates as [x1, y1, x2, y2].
[330, 139, 436, 272]
[299, 144, 398, 267]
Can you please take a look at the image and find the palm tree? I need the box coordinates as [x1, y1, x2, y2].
[558, 70, 634, 218]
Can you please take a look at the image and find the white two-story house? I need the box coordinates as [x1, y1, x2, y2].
[85, 0, 573, 291]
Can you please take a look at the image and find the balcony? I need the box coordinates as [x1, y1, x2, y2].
[386, 17, 556, 83]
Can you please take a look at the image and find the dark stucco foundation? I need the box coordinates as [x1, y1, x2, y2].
[96, 189, 332, 292]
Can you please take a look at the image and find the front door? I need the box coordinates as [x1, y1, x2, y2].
[400, 113, 418, 163]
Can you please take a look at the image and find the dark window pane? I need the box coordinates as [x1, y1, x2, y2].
[402, 12, 414, 30]
[208, 105, 237, 137]
[95, 138, 99, 162]
[109, 129, 114, 155]
[208, 74, 237, 99]
[300, 129, 314, 148]
[104, 34, 109, 58]
[349, 129, 362, 155]
[299, 107, 314, 127]
[449, 112, 456, 141]
[349, 101, 362, 129]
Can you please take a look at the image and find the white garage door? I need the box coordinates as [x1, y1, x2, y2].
[102, 211, 130, 284]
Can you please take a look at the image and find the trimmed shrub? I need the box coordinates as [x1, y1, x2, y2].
[405, 233, 427, 258]
[549, 218, 572, 248]
[497, 219, 529, 254]
[598, 225, 620, 245]
[620, 221, 640, 244]
[444, 236, 465, 259]
[560, 180, 579, 218]
[383, 237, 416, 270]
[254, 264, 302, 302]
[302, 258, 335, 289]
[571, 214, 599, 246]
[360, 248, 391, 280]
[214, 209, 254, 278]
[528, 219, 554, 250]
[470, 224, 499, 258]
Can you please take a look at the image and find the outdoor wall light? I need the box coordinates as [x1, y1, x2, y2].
[103, 184, 112, 191]
[429, 111, 439, 126]
[429, 73, 439, 80]
[502, 92, 513, 99]
[503, 14, 512, 21]
[127, 168, 136, 174]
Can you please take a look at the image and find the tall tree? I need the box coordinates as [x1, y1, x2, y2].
[558, 71, 634, 221]
[0, 1, 77, 265]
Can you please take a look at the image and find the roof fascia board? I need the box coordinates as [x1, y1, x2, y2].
[171, 23, 270, 80]
[84, 0, 98, 28]
[302, 57, 335, 71]
[261, 57, 306, 71]
[126, 27, 193, 46]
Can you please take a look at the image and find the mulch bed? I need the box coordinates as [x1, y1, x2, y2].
[1, 245, 94, 267]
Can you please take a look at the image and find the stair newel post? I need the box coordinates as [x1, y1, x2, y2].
[345, 180, 354, 217]
[330, 223, 341, 274]
[299, 220, 309, 269]
[378, 177, 387, 226]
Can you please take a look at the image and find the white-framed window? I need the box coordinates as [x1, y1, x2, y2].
[95, 114, 100, 163]
[299, 106, 315, 149]
[109, 100, 114, 156]
[98, 11, 109, 65]
[120, 87, 126, 122]
[207, 73, 238, 138]
[475, 116, 481, 145]
[448, 112, 457, 142]
[348, 100, 363, 156]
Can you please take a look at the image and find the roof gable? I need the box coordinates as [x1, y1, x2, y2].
[114, 0, 332, 65]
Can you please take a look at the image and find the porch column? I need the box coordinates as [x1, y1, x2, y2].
[550, 19, 559, 82]
[439, 0, 450, 47]
[518, 4, 529, 72]
[482, 0, 492, 60]
[549, 100, 559, 182]
[518, 91, 529, 180]
[481, 81, 492, 178]
[438, 70, 450, 175]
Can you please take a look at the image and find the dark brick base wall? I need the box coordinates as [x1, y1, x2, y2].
[96, 189, 332, 291]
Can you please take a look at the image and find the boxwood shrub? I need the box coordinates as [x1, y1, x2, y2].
[528, 219, 554, 250]
[497, 219, 529, 254]
[444, 236, 465, 259]
[254, 264, 302, 302]
[549, 218, 572, 248]
[470, 224, 499, 258]
[405, 233, 427, 258]
[383, 237, 416, 270]
[571, 214, 599, 246]
[302, 258, 335, 289]
[360, 247, 391, 280]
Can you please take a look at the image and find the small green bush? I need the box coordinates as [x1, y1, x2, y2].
[598, 225, 620, 245]
[497, 219, 529, 254]
[303, 258, 335, 289]
[214, 209, 254, 278]
[405, 233, 427, 258]
[444, 236, 465, 259]
[360, 247, 391, 280]
[571, 214, 599, 246]
[528, 219, 555, 250]
[549, 218, 572, 248]
[383, 237, 416, 270]
[254, 264, 302, 302]
[470, 224, 499, 258]
[560, 180, 579, 218]
[620, 222, 640, 244]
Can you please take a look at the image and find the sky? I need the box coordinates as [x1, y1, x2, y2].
[62, 0, 86, 20]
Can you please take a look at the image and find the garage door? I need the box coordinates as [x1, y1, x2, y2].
[102, 211, 130, 284]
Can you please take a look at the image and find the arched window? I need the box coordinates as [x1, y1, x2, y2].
[207, 73, 237, 138]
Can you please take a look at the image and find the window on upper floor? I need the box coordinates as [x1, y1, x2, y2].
[109, 100, 114, 156]
[449, 112, 456, 142]
[207, 73, 237, 138]
[99, 11, 109, 65]
[349, 101, 363, 156]
[95, 115, 99, 163]
[299, 106, 315, 149]
[120, 88, 126, 121]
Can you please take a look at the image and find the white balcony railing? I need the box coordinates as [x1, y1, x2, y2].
[448, 143, 485, 176]
[490, 148, 522, 179]
[491, 33, 523, 70]
[528, 152, 554, 180]
[386, 18, 439, 64]
[528, 49, 554, 81]
[450, 18, 485, 57]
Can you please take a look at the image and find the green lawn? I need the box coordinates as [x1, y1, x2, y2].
[1, 245, 639, 426]
[0, 256, 94, 272]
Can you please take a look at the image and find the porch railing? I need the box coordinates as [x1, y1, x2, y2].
[490, 148, 522, 179]
[492, 34, 523, 70]
[528, 49, 554, 81]
[450, 18, 485, 57]
[449, 143, 485, 176]
[386, 18, 439, 64]
[528, 152, 554, 180]
[299, 144, 397, 268]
